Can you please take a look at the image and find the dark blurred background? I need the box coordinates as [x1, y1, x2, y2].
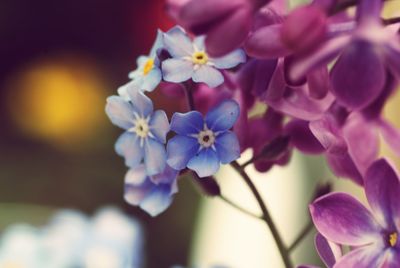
[0, 1, 200, 267]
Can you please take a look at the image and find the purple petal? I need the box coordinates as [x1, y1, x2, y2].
[163, 26, 193, 57]
[381, 251, 400, 268]
[192, 65, 224, 88]
[310, 192, 380, 246]
[245, 24, 290, 59]
[379, 119, 400, 156]
[170, 111, 204, 135]
[315, 233, 341, 268]
[141, 68, 162, 92]
[140, 184, 174, 217]
[128, 90, 154, 118]
[162, 58, 194, 83]
[331, 40, 385, 109]
[105, 96, 134, 130]
[212, 49, 246, 69]
[144, 138, 167, 176]
[150, 165, 179, 186]
[187, 148, 220, 177]
[383, 43, 400, 81]
[326, 153, 364, 185]
[289, 35, 350, 81]
[365, 158, 400, 230]
[167, 135, 199, 170]
[307, 67, 330, 100]
[285, 120, 324, 154]
[205, 100, 240, 132]
[115, 132, 143, 168]
[334, 246, 384, 268]
[356, 0, 382, 23]
[214, 131, 240, 164]
[149, 110, 170, 143]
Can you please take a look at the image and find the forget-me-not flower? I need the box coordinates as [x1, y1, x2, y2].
[167, 99, 241, 177]
[161, 26, 246, 88]
[124, 164, 179, 216]
[106, 85, 169, 175]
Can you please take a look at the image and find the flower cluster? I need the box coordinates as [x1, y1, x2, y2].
[0, 207, 143, 268]
[106, 0, 400, 266]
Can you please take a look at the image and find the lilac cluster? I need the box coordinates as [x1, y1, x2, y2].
[105, 0, 400, 266]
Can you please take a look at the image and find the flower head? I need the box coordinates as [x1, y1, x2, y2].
[124, 164, 179, 216]
[167, 99, 240, 177]
[105, 85, 169, 175]
[161, 26, 246, 88]
[310, 158, 400, 267]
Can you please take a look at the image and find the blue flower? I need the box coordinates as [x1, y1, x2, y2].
[124, 164, 179, 217]
[105, 85, 170, 175]
[119, 30, 163, 97]
[161, 26, 246, 88]
[167, 100, 241, 177]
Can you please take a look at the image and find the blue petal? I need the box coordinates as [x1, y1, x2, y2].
[205, 100, 240, 132]
[170, 111, 204, 135]
[212, 49, 246, 69]
[139, 184, 174, 217]
[115, 132, 144, 168]
[124, 165, 148, 185]
[192, 65, 224, 88]
[141, 68, 162, 92]
[162, 58, 194, 83]
[105, 96, 135, 129]
[215, 131, 240, 164]
[167, 135, 199, 170]
[149, 110, 170, 143]
[127, 88, 154, 118]
[149, 29, 164, 58]
[144, 138, 167, 175]
[193, 36, 206, 51]
[117, 81, 138, 101]
[187, 148, 220, 177]
[124, 177, 154, 206]
[163, 26, 193, 57]
[151, 165, 179, 185]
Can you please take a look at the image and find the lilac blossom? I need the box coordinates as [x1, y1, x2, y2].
[290, 0, 400, 110]
[161, 26, 246, 88]
[167, 100, 240, 177]
[310, 158, 400, 267]
[105, 86, 169, 175]
[124, 164, 179, 216]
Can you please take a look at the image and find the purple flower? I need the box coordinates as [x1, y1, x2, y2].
[161, 26, 246, 88]
[290, 0, 400, 110]
[167, 100, 240, 177]
[118, 31, 163, 98]
[124, 164, 179, 217]
[310, 158, 400, 267]
[105, 86, 169, 175]
[177, 0, 270, 56]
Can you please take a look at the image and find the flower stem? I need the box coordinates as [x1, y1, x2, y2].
[219, 195, 263, 220]
[230, 161, 293, 268]
[184, 81, 196, 111]
[288, 221, 314, 252]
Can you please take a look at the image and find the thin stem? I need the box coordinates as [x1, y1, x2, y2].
[288, 221, 314, 252]
[219, 195, 263, 220]
[230, 161, 293, 268]
[184, 82, 196, 111]
[383, 16, 400, 25]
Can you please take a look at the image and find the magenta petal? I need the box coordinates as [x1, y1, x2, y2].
[310, 192, 380, 246]
[245, 24, 290, 59]
[315, 233, 342, 268]
[334, 246, 384, 268]
[331, 40, 385, 109]
[365, 158, 400, 230]
[309, 115, 346, 154]
[284, 120, 324, 154]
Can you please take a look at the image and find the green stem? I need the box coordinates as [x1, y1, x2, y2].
[230, 161, 293, 268]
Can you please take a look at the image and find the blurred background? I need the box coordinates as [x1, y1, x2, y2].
[1, 0, 400, 267]
[0, 0, 201, 267]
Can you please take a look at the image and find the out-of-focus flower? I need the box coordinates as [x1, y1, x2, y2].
[290, 0, 400, 110]
[167, 100, 240, 177]
[310, 158, 400, 267]
[176, 0, 270, 56]
[124, 164, 179, 216]
[161, 26, 246, 88]
[105, 86, 169, 175]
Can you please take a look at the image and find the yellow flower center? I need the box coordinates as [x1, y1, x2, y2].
[389, 232, 398, 247]
[192, 51, 209, 65]
[143, 59, 154, 75]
